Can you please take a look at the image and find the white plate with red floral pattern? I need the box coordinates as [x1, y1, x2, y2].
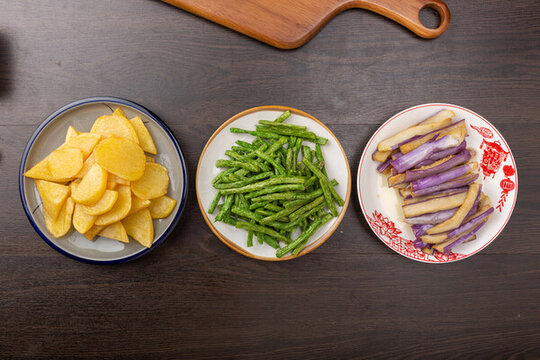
[358, 103, 518, 263]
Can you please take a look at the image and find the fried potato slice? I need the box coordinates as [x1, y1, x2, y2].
[131, 163, 169, 200]
[47, 148, 84, 179]
[107, 173, 130, 186]
[148, 195, 177, 219]
[94, 137, 146, 181]
[79, 189, 118, 215]
[90, 108, 139, 144]
[64, 126, 79, 143]
[73, 203, 96, 234]
[58, 132, 101, 159]
[123, 209, 153, 248]
[35, 180, 70, 221]
[99, 221, 129, 243]
[75, 152, 96, 179]
[106, 181, 117, 190]
[71, 164, 108, 205]
[84, 224, 104, 240]
[130, 116, 157, 154]
[44, 198, 74, 238]
[127, 194, 151, 216]
[95, 185, 131, 226]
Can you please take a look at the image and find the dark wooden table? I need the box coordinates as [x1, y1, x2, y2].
[1, 1, 539, 359]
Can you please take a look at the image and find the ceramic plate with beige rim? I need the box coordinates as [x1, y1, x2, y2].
[196, 106, 351, 261]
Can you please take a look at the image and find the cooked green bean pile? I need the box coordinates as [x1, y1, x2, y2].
[209, 110, 344, 258]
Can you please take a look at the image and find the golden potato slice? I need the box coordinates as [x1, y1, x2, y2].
[123, 209, 153, 248]
[71, 164, 108, 205]
[75, 152, 96, 179]
[127, 194, 151, 216]
[84, 224, 104, 240]
[72, 203, 96, 234]
[131, 163, 169, 200]
[94, 137, 146, 181]
[44, 198, 74, 238]
[146, 156, 155, 163]
[47, 148, 83, 179]
[130, 116, 157, 154]
[64, 126, 79, 143]
[24, 157, 71, 182]
[90, 109, 139, 144]
[106, 181, 117, 190]
[35, 180, 70, 220]
[58, 132, 101, 159]
[79, 189, 118, 215]
[95, 185, 131, 226]
[107, 173, 130, 186]
[70, 179, 80, 194]
[99, 222, 129, 243]
[148, 195, 177, 219]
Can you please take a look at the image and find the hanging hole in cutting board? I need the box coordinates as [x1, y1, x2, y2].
[419, 6, 442, 29]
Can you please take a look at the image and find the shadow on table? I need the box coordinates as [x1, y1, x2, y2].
[0, 32, 14, 98]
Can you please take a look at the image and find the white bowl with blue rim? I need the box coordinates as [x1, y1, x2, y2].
[19, 97, 188, 264]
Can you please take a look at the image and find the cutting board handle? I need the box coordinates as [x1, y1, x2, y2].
[346, 0, 450, 38]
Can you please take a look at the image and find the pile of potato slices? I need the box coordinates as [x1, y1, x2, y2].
[24, 108, 177, 248]
[373, 110, 494, 255]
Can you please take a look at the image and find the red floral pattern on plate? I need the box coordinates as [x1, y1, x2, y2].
[366, 211, 466, 262]
[479, 139, 509, 179]
[497, 165, 516, 212]
[470, 124, 494, 138]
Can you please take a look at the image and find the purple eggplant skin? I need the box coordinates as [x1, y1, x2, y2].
[415, 140, 467, 168]
[463, 190, 482, 222]
[443, 221, 488, 254]
[405, 208, 458, 225]
[405, 186, 469, 202]
[391, 135, 460, 173]
[411, 163, 474, 192]
[413, 238, 429, 249]
[377, 158, 392, 173]
[400, 119, 466, 153]
[412, 173, 479, 198]
[448, 207, 494, 240]
[405, 149, 471, 182]
[412, 224, 434, 237]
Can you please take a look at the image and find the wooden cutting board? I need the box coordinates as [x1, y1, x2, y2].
[161, 0, 450, 49]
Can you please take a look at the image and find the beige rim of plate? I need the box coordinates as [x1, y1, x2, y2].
[196, 105, 351, 261]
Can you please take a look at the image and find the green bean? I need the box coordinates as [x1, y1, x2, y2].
[265, 137, 288, 155]
[235, 221, 289, 243]
[216, 159, 258, 172]
[237, 193, 249, 209]
[236, 140, 257, 150]
[315, 143, 327, 176]
[218, 176, 305, 194]
[208, 191, 221, 214]
[257, 233, 279, 248]
[276, 214, 333, 257]
[304, 176, 318, 189]
[260, 201, 308, 224]
[249, 200, 269, 210]
[258, 120, 307, 131]
[215, 194, 234, 222]
[289, 196, 326, 222]
[213, 171, 273, 190]
[302, 158, 344, 206]
[251, 191, 321, 203]
[230, 128, 282, 140]
[255, 150, 286, 175]
[212, 168, 237, 185]
[287, 203, 326, 230]
[244, 184, 305, 199]
[255, 125, 328, 145]
[273, 110, 291, 123]
[285, 147, 293, 174]
[264, 203, 285, 213]
[247, 228, 254, 247]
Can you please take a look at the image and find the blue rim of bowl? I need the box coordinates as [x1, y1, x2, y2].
[18, 96, 188, 264]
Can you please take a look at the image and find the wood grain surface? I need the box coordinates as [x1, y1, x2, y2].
[0, 0, 539, 359]
[161, 0, 450, 49]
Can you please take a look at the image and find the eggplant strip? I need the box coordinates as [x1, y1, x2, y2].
[411, 162, 478, 192]
[402, 192, 468, 218]
[377, 118, 453, 152]
[426, 183, 482, 234]
[405, 149, 471, 182]
[400, 119, 465, 154]
[404, 208, 458, 225]
[412, 173, 478, 197]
